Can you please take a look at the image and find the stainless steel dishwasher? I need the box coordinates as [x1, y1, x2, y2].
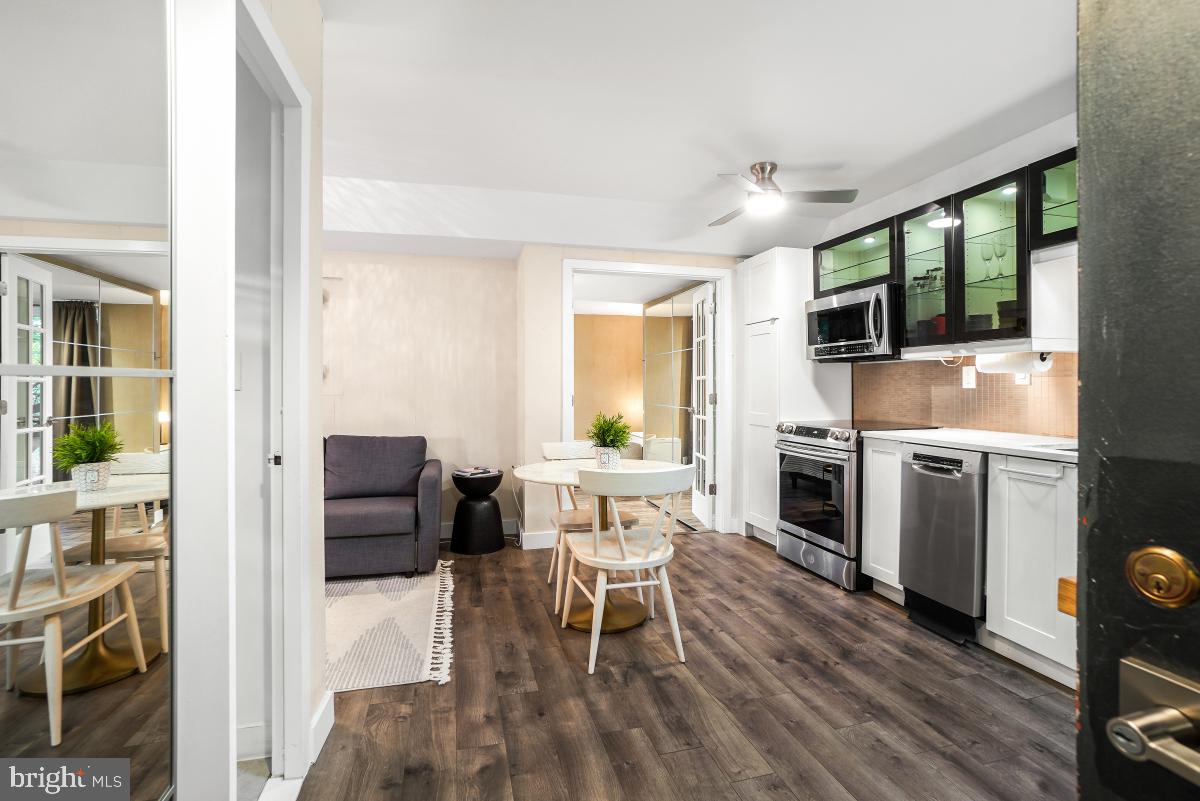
[898, 444, 987, 617]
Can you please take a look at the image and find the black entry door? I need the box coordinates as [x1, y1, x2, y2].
[1078, 2, 1200, 798]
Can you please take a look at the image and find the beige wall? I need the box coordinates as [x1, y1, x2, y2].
[262, 0, 327, 717]
[853, 353, 1078, 437]
[323, 252, 520, 522]
[573, 314, 643, 438]
[99, 303, 157, 452]
[0, 218, 168, 240]
[518, 245, 738, 535]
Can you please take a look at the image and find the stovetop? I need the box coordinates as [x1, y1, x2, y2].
[775, 419, 935, 451]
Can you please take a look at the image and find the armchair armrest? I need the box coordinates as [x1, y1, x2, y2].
[415, 458, 442, 572]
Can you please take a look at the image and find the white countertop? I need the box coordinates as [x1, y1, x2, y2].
[863, 428, 1078, 464]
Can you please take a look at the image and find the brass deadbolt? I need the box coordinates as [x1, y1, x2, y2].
[1126, 547, 1200, 608]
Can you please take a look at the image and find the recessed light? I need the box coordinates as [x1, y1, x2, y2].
[927, 217, 961, 229]
[1002, 186, 1018, 196]
[863, 236, 876, 244]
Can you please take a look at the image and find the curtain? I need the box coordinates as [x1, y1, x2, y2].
[53, 301, 100, 479]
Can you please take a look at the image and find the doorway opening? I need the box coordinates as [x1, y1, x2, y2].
[562, 260, 734, 533]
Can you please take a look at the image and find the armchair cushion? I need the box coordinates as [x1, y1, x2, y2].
[324, 496, 417, 539]
[324, 434, 427, 500]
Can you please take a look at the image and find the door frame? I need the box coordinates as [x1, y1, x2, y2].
[561, 259, 736, 533]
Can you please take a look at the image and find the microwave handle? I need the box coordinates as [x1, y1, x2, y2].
[868, 291, 881, 348]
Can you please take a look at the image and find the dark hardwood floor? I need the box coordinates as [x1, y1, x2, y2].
[299, 532, 1076, 801]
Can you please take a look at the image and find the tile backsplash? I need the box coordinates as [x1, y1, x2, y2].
[852, 352, 1078, 437]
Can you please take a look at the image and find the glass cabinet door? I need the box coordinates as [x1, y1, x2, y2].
[1029, 147, 1077, 249]
[952, 170, 1029, 341]
[813, 221, 895, 298]
[899, 200, 955, 347]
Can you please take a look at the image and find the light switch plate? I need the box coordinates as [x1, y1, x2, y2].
[1014, 372, 1031, 385]
[962, 366, 977, 389]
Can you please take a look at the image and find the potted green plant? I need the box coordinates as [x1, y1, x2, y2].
[53, 422, 123, 492]
[586, 412, 631, 470]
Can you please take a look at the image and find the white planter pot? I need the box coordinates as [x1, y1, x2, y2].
[71, 462, 112, 492]
[595, 447, 621, 470]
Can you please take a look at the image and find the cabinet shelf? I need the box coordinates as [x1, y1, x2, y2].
[964, 275, 1017, 290]
[964, 224, 1017, 242]
[906, 285, 946, 298]
[818, 253, 890, 278]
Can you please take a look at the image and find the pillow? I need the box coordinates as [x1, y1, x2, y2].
[324, 435, 428, 499]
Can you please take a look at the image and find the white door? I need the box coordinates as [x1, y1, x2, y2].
[0, 254, 54, 490]
[690, 283, 715, 528]
[985, 455, 1078, 667]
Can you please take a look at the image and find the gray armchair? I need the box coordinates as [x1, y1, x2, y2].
[323, 435, 442, 578]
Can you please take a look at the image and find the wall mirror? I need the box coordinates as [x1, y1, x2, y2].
[0, 2, 172, 799]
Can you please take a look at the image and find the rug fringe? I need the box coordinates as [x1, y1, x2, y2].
[425, 559, 455, 685]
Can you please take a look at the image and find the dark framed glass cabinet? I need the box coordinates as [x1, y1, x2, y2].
[812, 219, 896, 298]
[898, 199, 956, 348]
[1028, 147, 1078, 249]
[951, 170, 1030, 341]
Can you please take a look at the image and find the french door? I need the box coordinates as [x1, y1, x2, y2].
[690, 283, 715, 528]
[0, 254, 54, 490]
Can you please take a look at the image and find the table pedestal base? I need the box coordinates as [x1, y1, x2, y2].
[18, 636, 162, 696]
[566, 594, 647, 633]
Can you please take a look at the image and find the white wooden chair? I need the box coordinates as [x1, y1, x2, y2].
[540, 441, 637, 614]
[0, 489, 147, 745]
[561, 464, 694, 674]
[61, 515, 169, 653]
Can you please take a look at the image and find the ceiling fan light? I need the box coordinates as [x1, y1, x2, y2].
[745, 191, 785, 216]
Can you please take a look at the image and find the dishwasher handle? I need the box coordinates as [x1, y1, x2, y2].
[909, 462, 964, 480]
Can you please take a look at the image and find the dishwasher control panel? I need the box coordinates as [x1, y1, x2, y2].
[912, 452, 964, 471]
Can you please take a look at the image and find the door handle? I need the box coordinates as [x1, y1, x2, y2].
[867, 292, 880, 349]
[1108, 658, 1200, 786]
[910, 463, 963, 479]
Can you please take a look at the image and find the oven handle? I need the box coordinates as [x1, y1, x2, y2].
[868, 291, 881, 349]
[775, 444, 851, 463]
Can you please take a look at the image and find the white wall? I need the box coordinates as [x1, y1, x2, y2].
[820, 113, 1077, 242]
[234, 56, 273, 761]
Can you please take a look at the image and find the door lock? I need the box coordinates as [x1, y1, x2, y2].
[1126, 547, 1200, 608]
[1108, 658, 1200, 785]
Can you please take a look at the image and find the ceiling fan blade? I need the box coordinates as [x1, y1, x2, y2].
[718, 173, 763, 193]
[785, 189, 859, 204]
[708, 207, 745, 227]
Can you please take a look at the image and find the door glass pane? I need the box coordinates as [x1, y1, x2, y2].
[904, 206, 950, 341]
[17, 329, 29, 364]
[17, 277, 28, 325]
[16, 383, 28, 428]
[30, 381, 42, 426]
[778, 452, 846, 548]
[1042, 159, 1078, 235]
[962, 183, 1020, 334]
[818, 225, 890, 293]
[29, 432, 42, 479]
[29, 331, 42, 365]
[30, 280, 43, 328]
[15, 433, 28, 482]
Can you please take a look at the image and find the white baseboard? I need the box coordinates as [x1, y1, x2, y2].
[439, 517, 519, 541]
[258, 777, 304, 801]
[308, 690, 335, 765]
[520, 529, 556, 550]
[870, 580, 905, 606]
[974, 627, 1077, 688]
[238, 722, 269, 761]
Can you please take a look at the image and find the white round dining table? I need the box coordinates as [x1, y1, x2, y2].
[513, 458, 681, 633]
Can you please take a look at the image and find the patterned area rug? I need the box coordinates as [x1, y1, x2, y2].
[325, 560, 454, 692]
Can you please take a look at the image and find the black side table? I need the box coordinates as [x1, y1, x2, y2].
[450, 470, 505, 555]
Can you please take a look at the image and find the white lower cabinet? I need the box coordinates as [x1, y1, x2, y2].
[744, 424, 778, 534]
[985, 455, 1078, 668]
[861, 438, 903, 590]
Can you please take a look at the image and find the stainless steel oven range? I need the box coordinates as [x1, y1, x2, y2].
[774, 420, 933, 590]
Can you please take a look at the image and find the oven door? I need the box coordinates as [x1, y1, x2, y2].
[776, 442, 857, 557]
[804, 284, 894, 360]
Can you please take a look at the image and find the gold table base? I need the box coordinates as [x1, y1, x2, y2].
[18, 636, 162, 696]
[566, 594, 648, 633]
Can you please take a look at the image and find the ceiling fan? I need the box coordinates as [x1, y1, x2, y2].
[708, 161, 858, 227]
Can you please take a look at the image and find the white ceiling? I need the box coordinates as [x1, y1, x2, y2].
[0, 1, 168, 224]
[323, 1, 1076, 257]
[574, 272, 695, 304]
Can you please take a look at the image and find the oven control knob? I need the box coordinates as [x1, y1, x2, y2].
[835, 430, 851, 442]
[783, 424, 795, 434]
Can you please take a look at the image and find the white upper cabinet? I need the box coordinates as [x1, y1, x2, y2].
[743, 249, 778, 325]
[745, 321, 778, 427]
[861, 437, 904, 590]
[985, 455, 1078, 668]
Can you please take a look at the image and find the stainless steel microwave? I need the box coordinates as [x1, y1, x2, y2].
[804, 283, 900, 362]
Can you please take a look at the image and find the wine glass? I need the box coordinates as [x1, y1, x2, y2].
[980, 241, 995, 281]
[993, 236, 1008, 278]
